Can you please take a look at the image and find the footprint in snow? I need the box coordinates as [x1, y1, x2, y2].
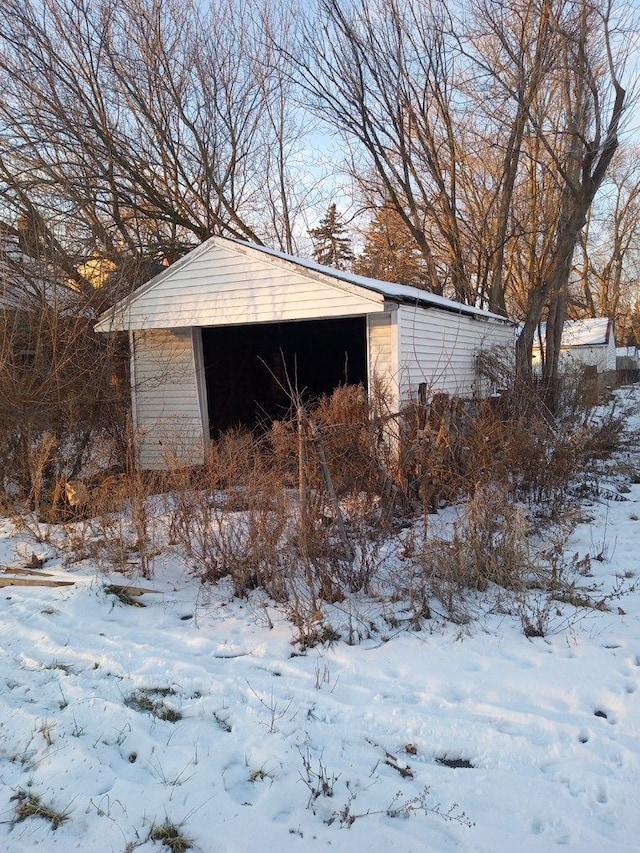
[531, 818, 545, 835]
[594, 709, 617, 725]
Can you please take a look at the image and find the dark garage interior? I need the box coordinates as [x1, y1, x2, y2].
[201, 316, 367, 435]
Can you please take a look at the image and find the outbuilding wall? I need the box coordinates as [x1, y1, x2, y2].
[108, 238, 515, 469]
[367, 310, 398, 410]
[559, 339, 616, 373]
[130, 306, 513, 469]
[108, 241, 384, 331]
[130, 327, 207, 469]
[397, 306, 514, 401]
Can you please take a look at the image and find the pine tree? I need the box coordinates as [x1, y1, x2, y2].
[309, 204, 354, 270]
[354, 207, 430, 287]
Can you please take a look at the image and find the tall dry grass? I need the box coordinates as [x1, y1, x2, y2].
[7, 365, 626, 641]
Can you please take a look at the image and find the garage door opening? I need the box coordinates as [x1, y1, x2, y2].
[201, 316, 367, 435]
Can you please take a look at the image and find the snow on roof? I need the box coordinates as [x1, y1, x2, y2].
[229, 239, 511, 323]
[560, 317, 612, 347]
[533, 317, 613, 349]
[97, 236, 513, 329]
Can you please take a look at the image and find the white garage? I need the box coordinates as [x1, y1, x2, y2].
[96, 237, 514, 468]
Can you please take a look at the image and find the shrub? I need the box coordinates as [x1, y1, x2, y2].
[169, 431, 292, 598]
[0, 295, 129, 518]
[45, 367, 625, 639]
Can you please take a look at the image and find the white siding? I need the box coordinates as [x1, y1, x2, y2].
[397, 306, 513, 401]
[131, 328, 206, 469]
[616, 347, 640, 369]
[531, 318, 616, 374]
[367, 311, 399, 410]
[102, 241, 383, 331]
[559, 343, 616, 373]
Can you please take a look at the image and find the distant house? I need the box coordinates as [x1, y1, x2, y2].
[615, 345, 640, 385]
[616, 346, 639, 371]
[532, 318, 616, 375]
[96, 237, 514, 469]
[0, 230, 73, 312]
[0, 229, 79, 378]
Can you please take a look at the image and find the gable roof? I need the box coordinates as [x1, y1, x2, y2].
[95, 236, 511, 332]
[533, 317, 614, 350]
[229, 240, 509, 321]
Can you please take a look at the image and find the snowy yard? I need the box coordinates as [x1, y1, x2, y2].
[2, 391, 640, 852]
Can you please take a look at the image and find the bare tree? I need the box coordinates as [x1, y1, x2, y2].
[575, 148, 640, 337]
[459, 0, 558, 315]
[282, 0, 474, 299]
[0, 227, 129, 509]
[507, 0, 628, 406]
[0, 0, 312, 277]
[283, 0, 635, 408]
[0, 0, 635, 417]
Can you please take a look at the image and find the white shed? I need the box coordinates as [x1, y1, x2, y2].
[616, 346, 640, 371]
[532, 317, 616, 375]
[96, 237, 514, 469]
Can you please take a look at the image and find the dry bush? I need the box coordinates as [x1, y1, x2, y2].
[556, 364, 614, 417]
[168, 406, 400, 637]
[451, 483, 532, 591]
[459, 400, 584, 510]
[308, 384, 377, 495]
[61, 468, 162, 578]
[403, 482, 532, 620]
[0, 291, 129, 517]
[270, 383, 398, 502]
[398, 367, 616, 517]
[399, 392, 468, 514]
[580, 401, 625, 458]
[48, 363, 621, 637]
[57, 430, 165, 578]
[169, 432, 293, 598]
[388, 365, 629, 624]
[173, 369, 626, 635]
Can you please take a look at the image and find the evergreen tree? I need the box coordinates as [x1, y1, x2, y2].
[354, 207, 430, 287]
[309, 204, 354, 270]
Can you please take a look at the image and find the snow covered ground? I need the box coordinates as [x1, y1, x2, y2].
[2, 389, 640, 852]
